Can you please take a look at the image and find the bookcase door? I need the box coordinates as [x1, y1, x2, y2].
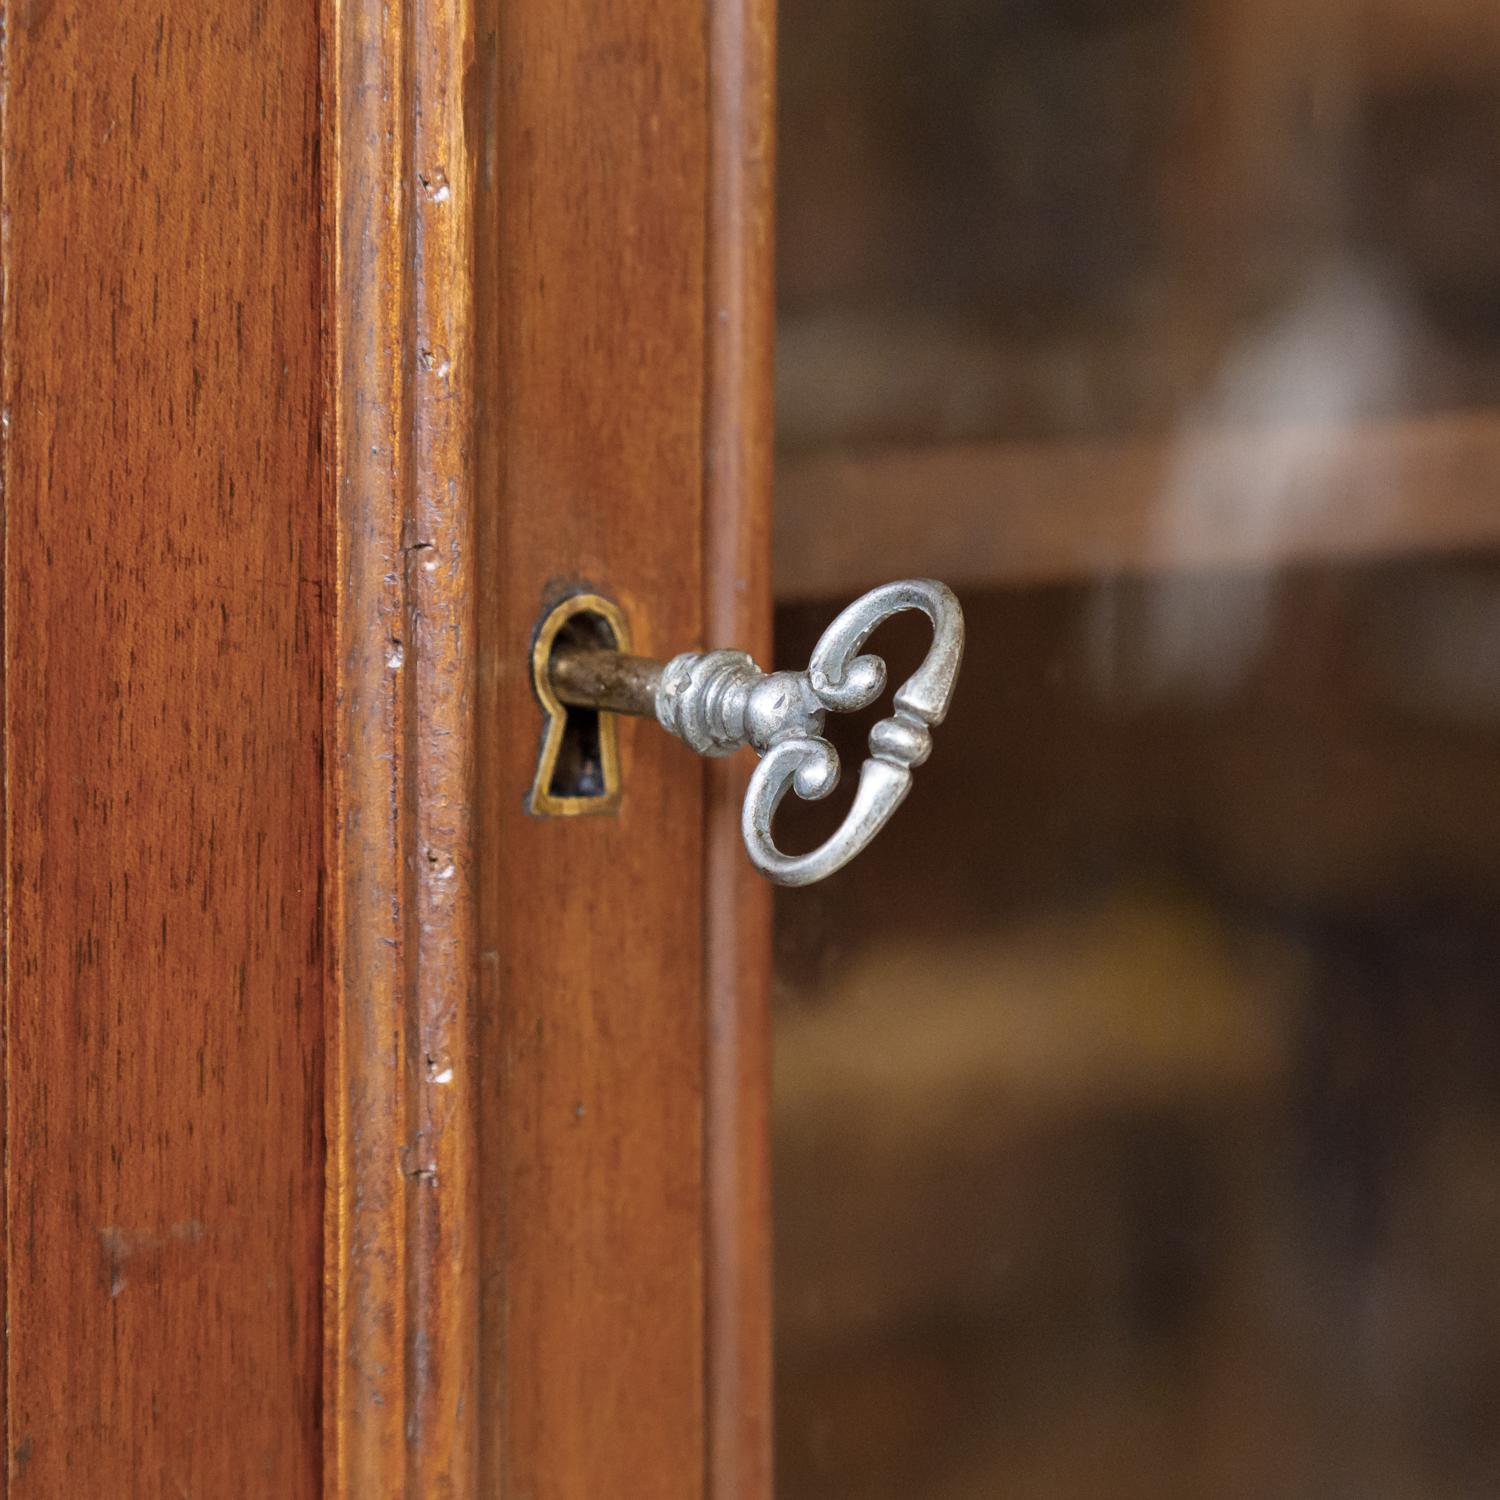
[3, 3, 774, 1496]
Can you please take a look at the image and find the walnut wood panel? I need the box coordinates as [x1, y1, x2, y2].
[4, 1, 772, 1492]
[473, 0, 756, 1492]
[2, 4, 324, 1494]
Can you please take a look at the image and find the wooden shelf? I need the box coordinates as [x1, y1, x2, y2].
[1360, 0, 1500, 84]
[774, 410, 1500, 599]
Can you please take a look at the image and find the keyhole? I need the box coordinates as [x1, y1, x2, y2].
[546, 614, 611, 799]
[529, 593, 632, 816]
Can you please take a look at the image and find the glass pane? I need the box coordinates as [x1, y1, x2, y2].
[773, 4, 1500, 1497]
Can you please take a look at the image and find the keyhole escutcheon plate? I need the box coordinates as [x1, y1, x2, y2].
[529, 592, 632, 817]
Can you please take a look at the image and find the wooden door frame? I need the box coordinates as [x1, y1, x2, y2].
[324, 1, 775, 1493]
[0, 1, 770, 1487]
[323, 0, 479, 1492]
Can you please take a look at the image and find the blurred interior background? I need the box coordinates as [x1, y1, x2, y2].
[769, 2, 1500, 1495]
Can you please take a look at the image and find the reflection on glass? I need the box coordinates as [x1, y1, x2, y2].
[773, 3, 1500, 1497]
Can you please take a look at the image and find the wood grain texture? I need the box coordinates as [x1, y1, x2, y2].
[2, 4, 325, 1494]
[323, 4, 410, 1488]
[404, 0, 481, 1491]
[704, 1, 777, 1495]
[4, 1, 768, 1491]
[474, 0, 715, 1492]
[324, 0, 480, 1492]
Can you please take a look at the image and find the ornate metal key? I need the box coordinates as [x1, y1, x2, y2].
[545, 579, 965, 886]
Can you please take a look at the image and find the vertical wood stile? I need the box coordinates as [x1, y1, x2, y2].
[704, 1, 778, 1496]
[1, 6, 13, 1493]
[406, 0, 481, 1491]
[475, 0, 718, 1493]
[325, 0, 479, 1492]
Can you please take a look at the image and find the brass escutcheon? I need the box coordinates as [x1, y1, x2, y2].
[529, 592, 633, 817]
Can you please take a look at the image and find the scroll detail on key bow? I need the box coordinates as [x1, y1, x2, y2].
[740, 579, 965, 885]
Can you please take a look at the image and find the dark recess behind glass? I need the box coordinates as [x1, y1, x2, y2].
[771, 3, 1500, 1496]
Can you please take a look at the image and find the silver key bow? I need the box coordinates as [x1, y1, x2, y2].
[656, 579, 965, 885]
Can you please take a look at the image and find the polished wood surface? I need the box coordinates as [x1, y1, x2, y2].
[4, 2, 773, 1492]
[322, 0, 410, 1486]
[475, 0, 721, 1491]
[403, 1, 481, 1487]
[323, 0, 481, 1492]
[2, 4, 324, 1493]
[705, 1, 777, 1495]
